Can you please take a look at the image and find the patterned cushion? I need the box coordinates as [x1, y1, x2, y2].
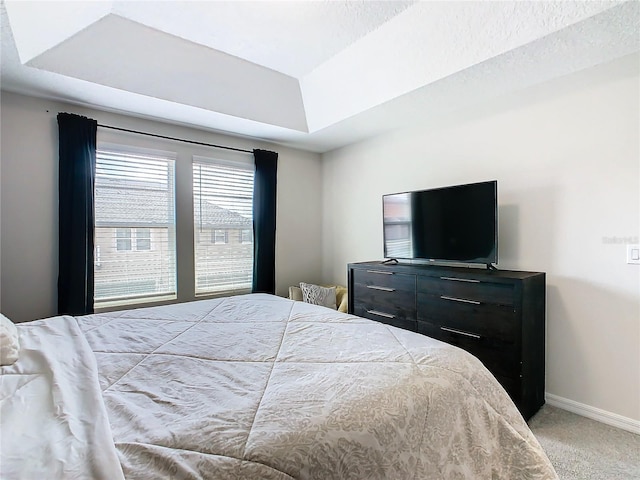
[299, 283, 337, 310]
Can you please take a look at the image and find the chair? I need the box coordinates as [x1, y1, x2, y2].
[288, 284, 348, 313]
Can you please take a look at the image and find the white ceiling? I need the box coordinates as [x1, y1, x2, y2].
[1, 1, 639, 153]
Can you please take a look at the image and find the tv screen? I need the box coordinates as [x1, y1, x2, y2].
[382, 180, 497, 265]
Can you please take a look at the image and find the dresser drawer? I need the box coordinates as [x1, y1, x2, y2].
[353, 303, 417, 331]
[417, 320, 520, 379]
[352, 268, 416, 293]
[353, 283, 416, 320]
[418, 293, 519, 342]
[418, 275, 516, 306]
[352, 269, 416, 331]
[494, 374, 521, 404]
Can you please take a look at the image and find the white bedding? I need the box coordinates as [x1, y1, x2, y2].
[1, 294, 558, 479]
[0, 316, 124, 480]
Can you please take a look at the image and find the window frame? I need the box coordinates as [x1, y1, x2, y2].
[93, 134, 257, 312]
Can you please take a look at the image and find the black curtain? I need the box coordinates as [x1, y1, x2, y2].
[252, 149, 278, 294]
[57, 113, 97, 315]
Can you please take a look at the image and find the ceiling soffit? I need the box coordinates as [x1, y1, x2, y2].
[26, 14, 308, 132]
[2, 1, 638, 152]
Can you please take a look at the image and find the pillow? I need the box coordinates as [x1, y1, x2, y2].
[299, 282, 337, 310]
[0, 313, 20, 366]
[335, 285, 348, 313]
[288, 286, 304, 302]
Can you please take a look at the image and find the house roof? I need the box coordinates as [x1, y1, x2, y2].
[95, 181, 251, 228]
[197, 202, 252, 229]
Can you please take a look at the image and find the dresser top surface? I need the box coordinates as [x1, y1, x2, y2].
[348, 261, 544, 280]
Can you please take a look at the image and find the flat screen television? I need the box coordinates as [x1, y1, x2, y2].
[382, 180, 497, 267]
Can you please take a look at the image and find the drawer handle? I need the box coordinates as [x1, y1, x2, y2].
[366, 309, 396, 319]
[440, 295, 481, 305]
[367, 285, 396, 292]
[440, 276, 480, 283]
[441, 326, 481, 339]
[366, 270, 394, 275]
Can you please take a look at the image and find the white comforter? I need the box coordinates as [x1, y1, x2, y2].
[0, 315, 125, 480]
[1, 294, 558, 479]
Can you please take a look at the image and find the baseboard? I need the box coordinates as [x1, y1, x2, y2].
[545, 393, 640, 435]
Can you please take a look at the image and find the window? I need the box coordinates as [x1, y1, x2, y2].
[94, 145, 177, 308]
[241, 229, 253, 244]
[115, 227, 150, 251]
[116, 228, 132, 251]
[212, 229, 228, 244]
[136, 228, 151, 250]
[193, 156, 254, 295]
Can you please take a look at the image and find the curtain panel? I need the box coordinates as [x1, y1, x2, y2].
[252, 149, 278, 294]
[57, 113, 97, 315]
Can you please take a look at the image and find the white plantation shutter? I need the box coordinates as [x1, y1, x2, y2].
[94, 146, 177, 307]
[193, 156, 254, 295]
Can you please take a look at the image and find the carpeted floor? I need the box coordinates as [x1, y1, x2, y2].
[528, 405, 640, 480]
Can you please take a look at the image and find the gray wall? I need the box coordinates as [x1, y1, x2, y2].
[0, 91, 323, 321]
[321, 55, 640, 424]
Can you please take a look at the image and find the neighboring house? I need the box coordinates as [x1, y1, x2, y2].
[193, 201, 253, 294]
[95, 177, 252, 302]
[382, 193, 412, 258]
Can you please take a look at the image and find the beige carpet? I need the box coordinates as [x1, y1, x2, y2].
[529, 405, 640, 480]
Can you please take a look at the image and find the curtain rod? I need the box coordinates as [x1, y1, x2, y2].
[98, 124, 254, 154]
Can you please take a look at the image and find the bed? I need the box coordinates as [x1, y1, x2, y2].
[1, 293, 558, 479]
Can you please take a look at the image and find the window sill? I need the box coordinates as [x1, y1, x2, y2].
[94, 293, 177, 313]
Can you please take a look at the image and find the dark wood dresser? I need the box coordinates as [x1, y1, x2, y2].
[348, 261, 546, 420]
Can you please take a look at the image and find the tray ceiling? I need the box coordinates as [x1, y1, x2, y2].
[1, 1, 638, 152]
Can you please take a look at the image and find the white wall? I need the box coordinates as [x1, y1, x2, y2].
[0, 91, 323, 322]
[322, 54, 640, 423]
